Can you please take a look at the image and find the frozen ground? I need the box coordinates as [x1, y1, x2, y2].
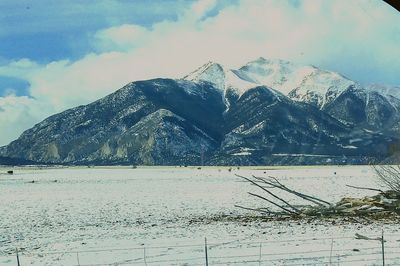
[0, 166, 399, 265]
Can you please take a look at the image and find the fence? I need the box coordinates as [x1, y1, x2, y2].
[2, 231, 400, 265]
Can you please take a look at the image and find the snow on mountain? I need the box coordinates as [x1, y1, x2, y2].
[288, 69, 357, 108]
[184, 62, 224, 90]
[181, 58, 400, 137]
[2, 60, 398, 165]
[365, 84, 400, 108]
[366, 84, 400, 99]
[235, 57, 315, 94]
[183, 61, 259, 109]
[183, 57, 358, 109]
[234, 57, 361, 108]
[183, 61, 256, 94]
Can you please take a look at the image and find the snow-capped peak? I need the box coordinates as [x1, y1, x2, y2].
[183, 61, 226, 91]
[288, 68, 357, 108]
[182, 57, 386, 109]
[234, 57, 359, 108]
[236, 58, 317, 95]
[182, 61, 257, 95]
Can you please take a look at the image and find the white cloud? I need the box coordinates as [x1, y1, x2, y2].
[0, 58, 40, 79]
[93, 24, 149, 52]
[186, 0, 217, 21]
[0, 0, 399, 146]
[0, 96, 54, 146]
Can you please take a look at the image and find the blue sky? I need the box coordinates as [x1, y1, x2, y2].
[0, 0, 196, 96]
[0, 0, 238, 63]
[0, 0, 399, 145]
[0, 0, 239, 96]
[0, 1, 191, 61]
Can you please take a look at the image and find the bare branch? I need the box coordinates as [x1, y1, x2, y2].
[346, 184, 384, 193]
[373, 165, 400, 193]
[248, 192, 298, 215]
[253, 175, 331, 207]
[236, 174, 301, 213]
[236, 173, 399, 219]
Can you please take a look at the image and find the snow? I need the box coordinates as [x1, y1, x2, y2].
[272, 153, 333, 157]
[182, 57, 361, 109]
[363, 129, 375, 133]
[290, 69, 356, 107]
[231, 151, 252, 156]
[339, 144, 358, 149]
[237, 57, 357, 108]
[237, 57, 317, 95]
[349, 138, 363, 144]
[365, 84, 400, 111]
[238, 121, 267, 135]
[175, 79, 208, 99]
[224, 69, 258, 95]
[183, 61, 226, 92]
[0, 166, 399, 265]
[183, 61, 257, 97]
[115, 101, 147, 120]
[230, 147, 256, 156]
[366, 84, 400, 100]
[76, 119, 92, 127]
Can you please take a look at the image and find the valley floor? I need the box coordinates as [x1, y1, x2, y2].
[0, 166, 399, 265]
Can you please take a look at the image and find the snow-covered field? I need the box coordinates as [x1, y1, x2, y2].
[0, 166, 399, 265]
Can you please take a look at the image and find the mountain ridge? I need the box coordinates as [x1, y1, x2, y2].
[1, 58, 399, 165]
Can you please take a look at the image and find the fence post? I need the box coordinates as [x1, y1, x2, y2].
[205, 237, 208, 266]
[381, 229, 385, 266]
[76, 252, 80, 266]
[144, 247, 147, 266]
[16, 248, 20, 266]
[259, 243, 262, 266]
[329, 238, 334, 265]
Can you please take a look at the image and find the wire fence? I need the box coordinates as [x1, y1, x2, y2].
[2, 231, 400, 265]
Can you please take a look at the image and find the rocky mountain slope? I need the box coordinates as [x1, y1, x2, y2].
[1, 59, 398, 165]
[1, 79, 225, 165]
[185, 58, 400, 137]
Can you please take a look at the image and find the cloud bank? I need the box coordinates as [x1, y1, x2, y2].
[0, 0, 399, 146]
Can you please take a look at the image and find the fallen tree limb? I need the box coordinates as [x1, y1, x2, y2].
[236, 174, 301, 213]
[236, 174, 400, 220]
[267, 175, 332, 207]
[248, 192, 299, 215]
[346, 184, 384, 193]
[254, 175, 331, 207]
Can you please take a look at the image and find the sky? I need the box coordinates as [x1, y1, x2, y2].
[0, 0, 399, 146]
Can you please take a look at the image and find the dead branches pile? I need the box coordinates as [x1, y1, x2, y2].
[236, 174, 400, 219]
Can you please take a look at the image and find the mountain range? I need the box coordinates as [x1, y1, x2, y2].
[1, 57, 399, 165]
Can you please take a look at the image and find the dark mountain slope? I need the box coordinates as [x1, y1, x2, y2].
[209, 86, 394, 165]
[0, 73, 397, 165]
[0, 79, 225, 165]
